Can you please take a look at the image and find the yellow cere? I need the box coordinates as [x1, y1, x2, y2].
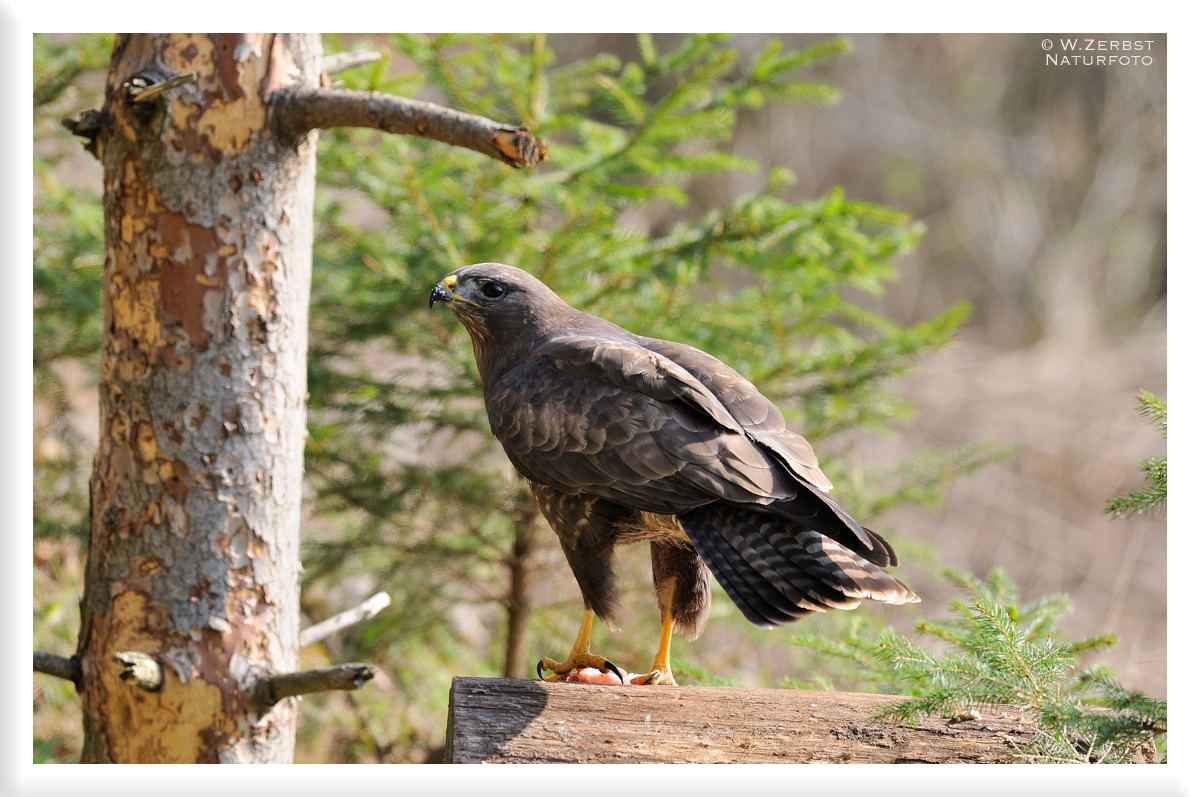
[443, 274, 458, 291]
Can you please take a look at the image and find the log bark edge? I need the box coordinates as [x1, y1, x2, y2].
[447, 677, 1049, 764]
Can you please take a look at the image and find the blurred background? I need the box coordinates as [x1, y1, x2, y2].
[34, 33, 1165, 762]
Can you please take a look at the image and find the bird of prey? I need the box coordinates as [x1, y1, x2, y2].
[430, 263, 918, 685]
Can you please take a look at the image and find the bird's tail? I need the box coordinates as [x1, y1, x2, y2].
[678, 504, 919, 628]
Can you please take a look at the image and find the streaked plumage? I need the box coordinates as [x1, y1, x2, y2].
[430, 263, 917, 682]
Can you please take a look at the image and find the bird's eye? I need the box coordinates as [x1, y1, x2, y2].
[480, 281, 506, 299]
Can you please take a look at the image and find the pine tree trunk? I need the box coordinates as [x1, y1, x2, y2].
[502, 495, 539, 679]
[76, 33, 321, 763]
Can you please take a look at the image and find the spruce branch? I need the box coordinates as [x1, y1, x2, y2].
[1135, 390, 1167, 436]
[1106, 391, 1167, 517]
[791, 568, 1163, 762]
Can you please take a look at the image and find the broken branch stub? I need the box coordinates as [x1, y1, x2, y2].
[256, 663, 376, 710]
[34, 651, 82, 687]
[61, 109, 106, 158]
[113, 651, 164, 692]
[127, 72, 197, 103]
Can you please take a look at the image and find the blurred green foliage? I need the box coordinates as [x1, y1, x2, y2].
[35, 33, 1003, 762]
[793, 569, 1165, 763]
[33, 33, 113, 763]
[33, 34, 110, 544]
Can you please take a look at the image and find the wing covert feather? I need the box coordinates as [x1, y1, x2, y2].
[637, 336, 834, 493]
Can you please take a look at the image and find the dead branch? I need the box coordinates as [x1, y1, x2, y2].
[321, 51, 382, 76]
[61, 109, 106, 158]
[256, 663, 375, 709]
[113, 651, 163, 692]
[34, 651, 81, 687]
[270, 87, 549, 167]
[300, 591, 391, 648]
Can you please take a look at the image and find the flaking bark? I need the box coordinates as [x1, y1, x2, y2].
[63, 33, 549, 764]
[77, 33, 320, 763]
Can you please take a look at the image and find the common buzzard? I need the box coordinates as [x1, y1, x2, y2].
[431, 263, 918, 684]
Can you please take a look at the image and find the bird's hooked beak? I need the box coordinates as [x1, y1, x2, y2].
[429, 274, 457, 308]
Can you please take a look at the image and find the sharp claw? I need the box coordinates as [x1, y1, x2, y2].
[642, 670, 662, 685]
[602, 659, 626, 684]
[536, 660, 547, 681]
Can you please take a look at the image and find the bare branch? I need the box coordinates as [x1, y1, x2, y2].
[34, 651, 81, 687]
[113, 651, 163, 692]
[256, 663, 375, 709]
[300, 591, 391, 648]
[270, 87, 549, 168]
[322, 51, 382, 76]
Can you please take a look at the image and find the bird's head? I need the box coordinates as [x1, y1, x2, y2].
[429, 263, 572, 386]
[429, 262, 572, 350]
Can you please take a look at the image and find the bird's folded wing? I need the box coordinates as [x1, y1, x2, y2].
[487, 335, 796, 513]
[488, 333, 879, 557]
[635, 336, 833, 493]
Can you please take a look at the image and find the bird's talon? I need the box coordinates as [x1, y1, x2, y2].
[630, 670, 662, 685]
[534, 651, 629, 683]
[536, 657, 572, 681]
[602, 659, 627, 684]
[630, 668, 678, 685]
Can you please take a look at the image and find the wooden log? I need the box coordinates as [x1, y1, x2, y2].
[445, 676, 1039, 764]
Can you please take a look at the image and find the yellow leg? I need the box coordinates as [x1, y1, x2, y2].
[651, 613, 676, 681]
[633, 575, 680, 686]
[537, 609, 623, 681]
[569, 609, 595, 660]
[631, 612, 678, 686]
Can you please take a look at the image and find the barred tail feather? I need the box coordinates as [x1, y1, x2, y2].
[679, 504, 919, 628]
[687, 519, 799, 627]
